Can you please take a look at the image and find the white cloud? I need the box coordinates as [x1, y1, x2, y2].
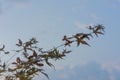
[39, 62, 110, 80]
[5, 0, 29, 3]
[0, 0, 30, 14]
[38, 62, 120, 80]
[74, 21, 93, 30]
[90, 14, 101, 21]
[101, 62, 120, 71]
[5, 0, 30, 9]
[60, 62, 110, 80]
[55, 65, 64, 70]
[13, 2, 29, 9]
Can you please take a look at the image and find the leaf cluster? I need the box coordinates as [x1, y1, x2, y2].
[62, 24, 105, 46]
[0, 24, 105, 80]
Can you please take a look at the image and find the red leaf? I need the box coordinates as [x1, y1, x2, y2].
[19, 39, 22, 45]
[16, 39, 22, 46]
[16, 57, 21, 64]
[33, 50, 37, 57]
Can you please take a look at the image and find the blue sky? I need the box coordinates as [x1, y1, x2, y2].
[0, 0, 120, 80]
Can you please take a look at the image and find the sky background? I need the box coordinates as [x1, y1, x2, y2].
[0, 0, 120, 80]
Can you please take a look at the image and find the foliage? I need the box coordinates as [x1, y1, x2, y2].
[0, 24, 105, 80]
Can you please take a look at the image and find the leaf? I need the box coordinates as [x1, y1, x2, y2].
[36, 63, 44, 67]
[41, 72, 49, 80]
[5, 51, 10, 54]
[81, 40, 89, 46]
[16, 57, 21, 64]
[12, 62, 18, 65]
[62, 35, 67, 41]
[96, 24, 104, 32]
[2, 62, 6, 69]
[65, 40, 72, 46]
[19, 39, 22, 45]
[77, 38, 81, 46]
[28, 55, 33, 59]
[74, 33, 80, 38]
[16, 65, 22, 69]
[95, 26, 101, 32]
[62, 35, 73, 46]
[84, 35, 90, 40]
[88, 25, 93, 30]
[96, 32, 104, 35]
[33, 50, 37, 57]
[81, 40, 90, 46]
[81, 34, 90, 40]
[94, 31, 98, 37]
[28, 56, 33, 64]
[45, 59, 54, 67]
[16, 39, 22, 46]
[62, 49, 71, 54]
[93, 25, 105, 37]
[24, 47, 27, 52]
[65, 50, 72, 54]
